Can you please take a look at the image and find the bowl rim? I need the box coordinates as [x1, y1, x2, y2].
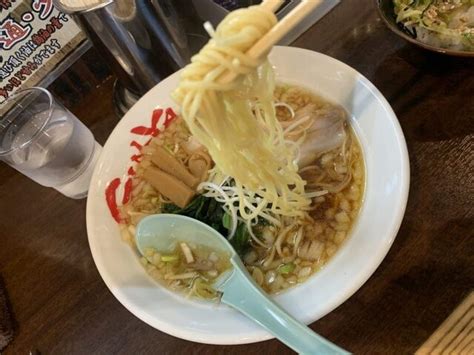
[375, 0, 474, 57]
[86, 46, 411, 345]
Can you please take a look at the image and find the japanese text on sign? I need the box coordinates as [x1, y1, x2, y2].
[0, 0, 85, 108]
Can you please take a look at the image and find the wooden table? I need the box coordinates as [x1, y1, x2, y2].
[1, 1, 473, 353]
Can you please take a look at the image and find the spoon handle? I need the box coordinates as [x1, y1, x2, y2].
[220, 257, 349, 355]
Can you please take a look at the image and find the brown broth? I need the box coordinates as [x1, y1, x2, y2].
[139, 242, 231, 300]
[120, 83, 365, 297]
[242, 85, 365, 294]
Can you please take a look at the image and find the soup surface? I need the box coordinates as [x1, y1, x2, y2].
[118, 84, 365, 296]
[140, 242, 231, 300]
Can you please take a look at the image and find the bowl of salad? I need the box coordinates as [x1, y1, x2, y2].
[376, 0, 474, 56]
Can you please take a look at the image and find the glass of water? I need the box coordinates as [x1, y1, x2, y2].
[0, 87, 102, 199]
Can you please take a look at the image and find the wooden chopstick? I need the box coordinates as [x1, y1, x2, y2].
[219, 0, 323, 84]
[249, 0, 322, 58]
[260, 0, 285, 13]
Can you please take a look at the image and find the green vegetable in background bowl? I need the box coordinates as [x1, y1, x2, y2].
[393, 0, 474, 52]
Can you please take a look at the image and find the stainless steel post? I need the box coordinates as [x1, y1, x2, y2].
[54, 0, 207, 114]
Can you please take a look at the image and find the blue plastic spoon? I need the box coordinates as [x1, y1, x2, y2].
[136, 214, 349, 355]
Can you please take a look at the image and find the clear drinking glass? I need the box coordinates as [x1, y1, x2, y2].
[0, 87, 102, 199]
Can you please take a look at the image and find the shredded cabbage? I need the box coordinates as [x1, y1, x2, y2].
[393, 0, 474, 51]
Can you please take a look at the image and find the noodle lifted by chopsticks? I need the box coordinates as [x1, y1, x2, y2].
[172, 6, 310, 219]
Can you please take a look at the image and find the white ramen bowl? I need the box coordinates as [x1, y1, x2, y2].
[86, 46, 409, 344]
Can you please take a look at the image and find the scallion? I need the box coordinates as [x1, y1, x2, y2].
[278, 262, 295, 274]
[222, 213, 232, 230]
[161, 254, 179, 262]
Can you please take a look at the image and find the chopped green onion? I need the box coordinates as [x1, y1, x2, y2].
[278, 262, 295, 275]
[163, 145, 174, 154]
[161, 254, 179, 262]
[222, 213, 232, 230]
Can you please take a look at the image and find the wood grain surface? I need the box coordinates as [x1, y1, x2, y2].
[1, 0, 473, 354]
